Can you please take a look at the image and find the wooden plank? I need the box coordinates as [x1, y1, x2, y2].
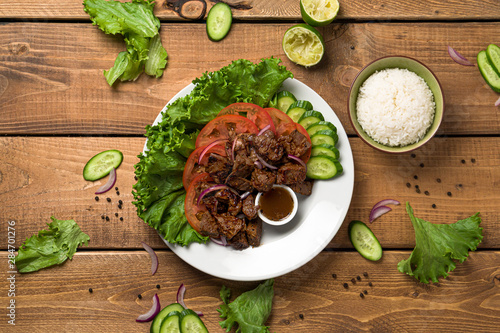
[1, 251, 499, 332]
[0, 22, 499, 135]
[1, 0, 499, 20]
[0, 136, 498, 250]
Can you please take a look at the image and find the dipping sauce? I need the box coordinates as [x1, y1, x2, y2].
[259, 187, 294, 221]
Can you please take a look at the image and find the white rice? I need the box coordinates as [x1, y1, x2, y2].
[356, 68, 435, 147]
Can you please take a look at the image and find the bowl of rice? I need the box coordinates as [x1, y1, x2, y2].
[348, 56, 444, 153]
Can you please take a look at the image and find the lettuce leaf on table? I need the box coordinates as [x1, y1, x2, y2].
[133, 58, 293, 246]
[398, 202, 483, 283]
[15, 217, 90, 273]
[218, 279, 274, 333]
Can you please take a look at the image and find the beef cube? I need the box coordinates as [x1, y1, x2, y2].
[229, 230, 249, 250]
[289, 179, 314, 196]
[251, 168, 276, 192]
[201, 195, 219, 215]
[277, 163, 306, 185]
[279, 130, 311, 158]
[254, 130, 284, 161]
[214, 213, 245, 240]
[206, 154, 232, 183]
[246, 218, 262, 247]
[215, 189, 242, 216]
[226, 175, 254, 192]
[230, 153, 254, 178]
[242, 194, 258, 220]
[198, 211, 220, 238]
[231, 133, 256, 157]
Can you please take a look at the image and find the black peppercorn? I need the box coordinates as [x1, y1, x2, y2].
[414, 175, 418, 180]
[360, 293, 365, 298]
[120, 217, 123, 221]
[89, 288, 93, 293]
[363, 290, 368, 295]
[363, 272, 368, 277]
[115, 213, 118, 217]
[420, 163, 424, 168]
[134, 176, 138, 180]
[101, 215, 105, 220]
[368, 282, 373, 287]
[95, 196, 99, 201]
[471, 158, 476, 163]
[406, 182, 411, 188]
[105, 216, 109, 221]
[415, 185, 419, 189]
[118, 200, 123, 205]
[424, 191, 430, 196]
[118, 204, 122, 209]
[299, 314, 304, 319]
[138, 294, 142, 299]
[416, 188, 421, 194]
[343, 283, 349, 289]
[356, 276, 361, 281]
[332, 273, 337, 279]
[447, 192, 452, 197]
[350, 46, 355, 50]
[432, 204, 436, 209]
[116, 191, 120, 195]
[106, 198, 111, 202]
[411, 153, 416, 158]
[156, 284, 160, 289]
[436, 178, 441, 183]
[115, 187, 118, 190]
[461, 159, 466, 164]
[351, 278, 356, 284]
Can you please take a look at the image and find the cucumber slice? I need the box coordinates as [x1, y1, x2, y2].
[310, 130, 338, 146]
[206, 3, 232, 41]
[478, 50, 500, 93]
[287, 100, 313, 122]
[151, 303, 185, 333]
[298, 110, 324, 129]
[276, 91, 297, 113]
[310, 144, 339, 159]
[306, 121, 337, 136]
[179, 309, 208, 333]
[306, 155, 342, 179]
[348, 220, 383, 261]
[486, 43, 500, 75]
[83, 149, 123, 181]
[159, 311, 181, 333]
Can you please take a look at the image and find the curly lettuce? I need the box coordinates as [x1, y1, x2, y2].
[398, 202, 483, 283]
[133, 58, 293, 246]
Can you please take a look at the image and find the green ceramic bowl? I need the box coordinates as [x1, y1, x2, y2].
[348, 56, 444, 153]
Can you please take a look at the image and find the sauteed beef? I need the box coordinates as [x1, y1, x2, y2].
[195, 129, 312, 250]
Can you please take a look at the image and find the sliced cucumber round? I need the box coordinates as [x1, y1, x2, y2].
[179, 309, 208, 333]
[306, 155, 342, 179]
[151, 303, 185, 333]
[83, 149, 123, 181]
[298, 110, 324, 129]
[287, 100, 314, 122]
[276, 91, 297, 113]
[306, 121, 337, 136]
[310, 144, 339, 159]
[206, 3, 232, 42]
[310, 130, 338, 146]
[348, 220, 383, 261]
[159, 311, 181, 333]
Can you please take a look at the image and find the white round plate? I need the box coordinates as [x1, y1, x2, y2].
[146, 78, 355, 281]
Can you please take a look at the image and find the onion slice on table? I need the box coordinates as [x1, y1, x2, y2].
[141, 242, 158, 275]
[177, 284, 203, 316]
[369, 206, 392, 223]
[256, 153, 277, 170]
[94, 167, 116, 194]
[288, 154, 307, 169]
[372, 199, 400, 211]
[448, 46, 474, 66]
[198, 139, 226, 164]
[495, 96, 500, 107]
[136, 293, 160, 322]
[257, 124, 271, 136]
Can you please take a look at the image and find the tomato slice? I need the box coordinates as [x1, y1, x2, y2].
[218, 103, 276, 134]
[185, 173, 213, 233]
[183, 144, 227, 190]
[195, 114, 259, 148]
[296, 123, 312, 162]
[264, 107, 296, 136]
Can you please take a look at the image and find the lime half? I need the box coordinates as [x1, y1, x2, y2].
[283, 24, 325, 67]
[300, 0, 339, 27]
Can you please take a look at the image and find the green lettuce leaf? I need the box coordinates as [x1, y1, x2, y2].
[398, 202, 483, 283]
[218, 279, 274, 333]
[145, 34, 168, 78]
[15, 217, 90, 273]
[132, 58, 293, 246]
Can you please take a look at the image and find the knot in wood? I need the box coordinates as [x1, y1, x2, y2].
[8, 42, 29, 56]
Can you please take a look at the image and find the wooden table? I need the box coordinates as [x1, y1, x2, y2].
[1, 1, 499, 332]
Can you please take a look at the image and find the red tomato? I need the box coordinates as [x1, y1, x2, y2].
[296, 123, 312, 162]
[264, 107, 296, 136]
[185, 173, 213, 233]
[218, 103, 276, 134]
[183, 144, 227, 190]
[195, 114, 259, 148]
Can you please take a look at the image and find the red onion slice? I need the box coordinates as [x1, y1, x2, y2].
[288, 154, 307, 169]
[198, 140, 226, 164]
[141, 242, 158, 275]
[256, 153, 278, 170]
[254, 161, 263, 169]
[231, 138, 237, 162]
[495, 96, 500, 107]
[177, 283, 187, 309]
[369, 205, 392, 223]
[372, 199, 400, 211]
[197, 185, 229, 206]
[95, 167, 116, 194]
[448, 46, 474, 66]
[136, 294, 160, 322]
[211, 236, 228, 246]
[257, 124, 271, 136]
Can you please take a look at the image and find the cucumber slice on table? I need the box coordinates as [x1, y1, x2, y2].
[206, 3, 232, 41]
[478, 50, 500, 93]
[310, 129, 338, 146]
[276, 91, 297, 113]
[151, 303, 185, 333]
[348, 220, 383, 261]
[298, 110, 324, 129]
[179, 309, 208, 333]
[83, 149, 123, 181]
[159, 311, 181, 333]
[310, 144, 340, 159]
[287, 100, 314, 122]
[306, 155, 342, 179]
[306, 121, 337, 136]
[486, 43, 500, 75]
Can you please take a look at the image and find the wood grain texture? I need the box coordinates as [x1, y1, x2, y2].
[1, 136, 498, 250]
[0, 22, 499, 135]
[1, 0, 499, 20]
[1, 251, 499, 332]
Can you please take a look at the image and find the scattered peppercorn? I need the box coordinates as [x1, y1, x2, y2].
[332, 273, 337, 279]
[350, 46, 355, 50]
[118, 204, 122, 209]
[105, 216, 110, 221]
[156, 284, 160, 289]
[359, 293, 365, 298]
[447, 192, 452, 197]
[461, 159, 466, 164]
[120, 217, 123, 221]
[413, 175, 418, 180]
[118, 200, 123, 205]
[411, 153, 416, 158]
[424, 191, 430, 196]
[343, 283, 349, 289]
[432, 204, 436, 209]
[116, 191, 120, 195]
[363, 272, 368, 277]
[115, 213, 119, 217]
[89, 288, 93, 293]
[115, 187, 118, 191]
[415, 185, 419, 189]
[471, 158, 476, 163]
[368, 282, 373, 287]
[134, 176, 138, 180]
[351, 278, 356, 284]
[416, 188, 421, 194]
[406, 182, 411, 188]
[138, 294, 142, 299]
[299, 314, 304, 320]
[363, 290, 368, 295]
[420, 163, 424, 168]
[106, 198, 111, 202]
[95, 196, 99, 201]
[101, 215, 105, 220]
[356, 276, 361, 281]
[436, 178, 441, 183]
